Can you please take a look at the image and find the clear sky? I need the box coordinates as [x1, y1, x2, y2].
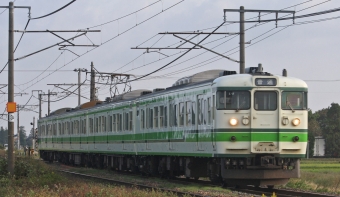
[0, 0, 339, 135]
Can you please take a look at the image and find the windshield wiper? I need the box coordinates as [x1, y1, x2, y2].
[287, 102, 295, 113]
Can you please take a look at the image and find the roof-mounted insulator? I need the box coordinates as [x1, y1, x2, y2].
[283, 69, 287, 77]
[257, 63, 263, 72]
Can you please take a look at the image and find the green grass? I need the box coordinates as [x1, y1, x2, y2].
[283, 158, 340, 195]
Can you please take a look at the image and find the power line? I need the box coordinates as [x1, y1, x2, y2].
[15, 0, 185, 93]
[30, 0, 76, 20]
[86, 0, 161, 29]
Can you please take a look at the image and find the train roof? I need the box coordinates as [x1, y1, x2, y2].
[41, 66, 307, 120]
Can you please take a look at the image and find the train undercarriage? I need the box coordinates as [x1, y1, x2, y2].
[40, 150, 299, 187]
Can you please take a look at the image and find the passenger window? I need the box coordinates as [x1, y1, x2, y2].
[154, 107, 159, 128]
[254, 91, 277, 110]
[186, 102, 191, 126]
[179, 102, 184, 126]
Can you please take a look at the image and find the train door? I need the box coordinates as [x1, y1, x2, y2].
[196, 95, 205, 150]
[250, 89, 280, 153]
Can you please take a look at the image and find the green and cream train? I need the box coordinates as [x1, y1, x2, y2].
[38, 65, 308, 187]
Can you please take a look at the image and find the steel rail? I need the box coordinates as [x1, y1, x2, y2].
[58, 169, 205, 197]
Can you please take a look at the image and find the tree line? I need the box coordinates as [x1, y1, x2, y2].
[308, 103, 340, 157]
[0, 126, 33, 149]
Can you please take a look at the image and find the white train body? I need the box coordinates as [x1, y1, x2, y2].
[38, 67, 308, 186]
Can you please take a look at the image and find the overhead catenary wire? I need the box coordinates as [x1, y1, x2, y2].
[30, 0, 76, 20]
[121, 1, 334, 80]
[16, 0, 185, 93]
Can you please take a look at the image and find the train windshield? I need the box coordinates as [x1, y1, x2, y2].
[281, 91, 307, 110]
[254, 91, 277, 110]
[217, 91, 250, 110]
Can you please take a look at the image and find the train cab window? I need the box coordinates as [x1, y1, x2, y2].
[179, 102, 184, 127]
[282, 92, 307, 110]
[186, 102, 191, 126]
[217, 91, 250, 110]
[254, 91, 277, 110]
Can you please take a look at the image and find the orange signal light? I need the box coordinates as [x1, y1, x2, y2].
[7, 102, 16, 113]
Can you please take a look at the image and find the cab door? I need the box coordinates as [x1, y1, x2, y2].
[251, 89, 280, 153]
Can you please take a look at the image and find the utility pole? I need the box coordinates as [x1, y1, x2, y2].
[74, 68, 88, 106]
[39, 94, 42, 118]
[17, 105, 19, 150]
[30, 117, 35, 150]
[239, 6, 245, 74]
[32, 90, 42, 119]
[223, 7, 295, 73]
[39, 91, 57, 116]
[48, 90, 50, 115]
[7, 1, 15, 175]
[90, 62, 95, 101]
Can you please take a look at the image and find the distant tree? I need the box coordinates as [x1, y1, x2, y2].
[19, 126, 27, 148]
[0, 127, 8, 145]
[323, 103, 340, 157]
[308, 110, 322, 157]
[25, 128, 33, 147]
[0, 127, 4, 145]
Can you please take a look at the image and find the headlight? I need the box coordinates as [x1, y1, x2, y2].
[229, 118, 238, 126]
[292, 118, 300, 126]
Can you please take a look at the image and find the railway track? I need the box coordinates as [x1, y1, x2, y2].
[52, 162, 338, 197]
[58, 169, 206, 197]
[235, 186, 338, 197]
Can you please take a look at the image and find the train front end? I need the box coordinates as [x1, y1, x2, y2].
[213, 67, 308, 186]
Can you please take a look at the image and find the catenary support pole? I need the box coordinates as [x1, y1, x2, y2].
[48, 90, 50, 115]
[17, 105, 19, 150]
[78, 69, 81, 105]
[39, 94, 42, 119]
[7, 1, 14, 175]
[239, 6, 245, 74]
[90, 62, 95, 101]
